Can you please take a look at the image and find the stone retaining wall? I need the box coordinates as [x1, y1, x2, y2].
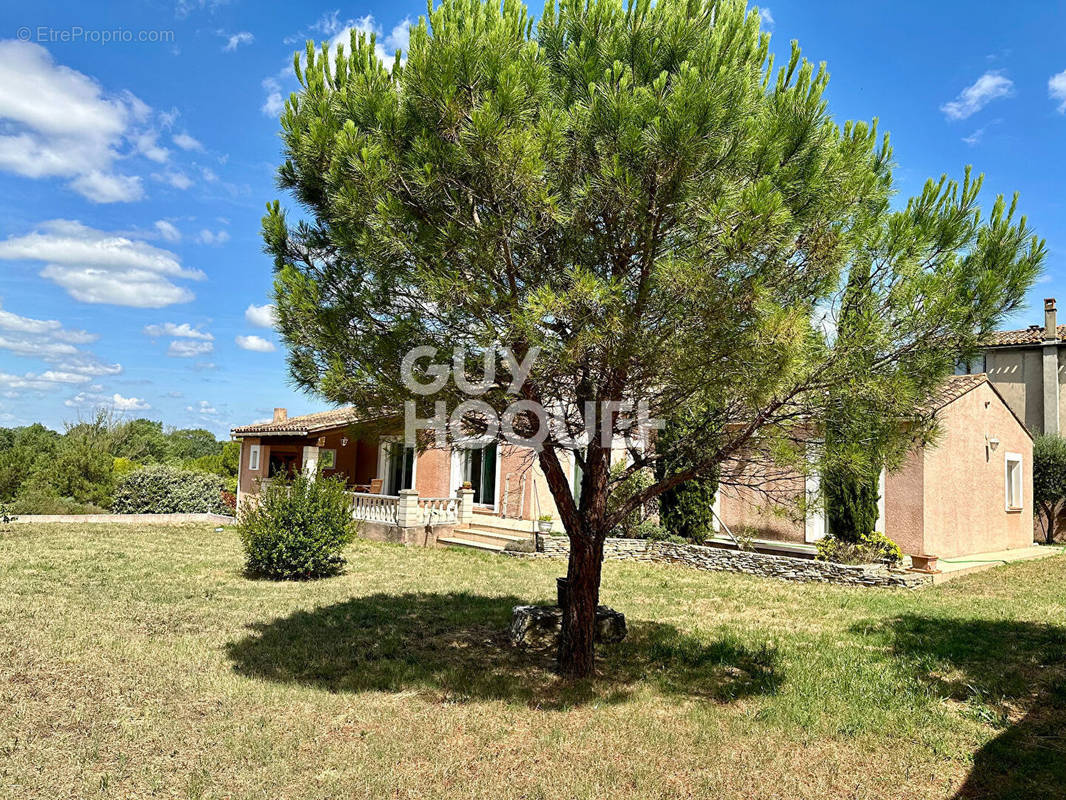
[530, 535, 931, 588]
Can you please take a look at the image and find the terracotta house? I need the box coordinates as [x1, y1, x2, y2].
[714, 373, 1034, 561]
[232, 407, 581, 551]
[233, 372, 1034, 562]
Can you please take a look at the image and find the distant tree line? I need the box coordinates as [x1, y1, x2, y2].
[0, 411, 238, 514]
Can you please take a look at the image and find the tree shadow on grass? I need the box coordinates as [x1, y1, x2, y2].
[225, 592, 781, 709]
[859, 615, 1066, 800]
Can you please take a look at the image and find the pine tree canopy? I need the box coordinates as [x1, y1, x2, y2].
[264, 0, 1044, 536]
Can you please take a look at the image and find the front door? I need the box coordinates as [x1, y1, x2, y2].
[461, 443, 497, 507]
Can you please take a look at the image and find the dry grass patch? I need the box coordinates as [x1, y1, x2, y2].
[0, 523, 1063, 799]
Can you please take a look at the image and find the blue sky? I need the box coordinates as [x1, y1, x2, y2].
[0, 1, 1062, 436]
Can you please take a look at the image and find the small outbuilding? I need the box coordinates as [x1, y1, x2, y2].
[715, 374, 1034, 561]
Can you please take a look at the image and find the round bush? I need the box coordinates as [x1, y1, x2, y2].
[816, 529, 903, 565]
[111, 465, 227, 514]
[238, 473, 357, 580]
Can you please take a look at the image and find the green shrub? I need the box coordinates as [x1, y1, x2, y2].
[112, 457, 141, 479]
[238, 472, 357, 580]
[607, 462, 661, 539]
[824, 464, 880, 545]
[10, 481, 108, 515]
[655, 413, 720, 543]
[1033, 434, 1066, 543]
[816, 529, 903, 565]
[0, 501, 15, 524]
[111, 465, 227, 514]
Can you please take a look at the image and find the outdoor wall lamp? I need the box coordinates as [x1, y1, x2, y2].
[988, 436, 1000, 451]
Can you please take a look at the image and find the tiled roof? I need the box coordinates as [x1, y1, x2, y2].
[920, 373, 988, 413]
[231, 407, 360, 437]
[919, 373, 1031, 439]
[982, 325, 1066, 347]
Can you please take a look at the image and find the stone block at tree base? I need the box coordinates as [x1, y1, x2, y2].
[510, 605, 627, 650]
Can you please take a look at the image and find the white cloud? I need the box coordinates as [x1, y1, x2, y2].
[261, 76, 285, 116]
[154, 220, 181, 242]
[200, 166, 218, 183]
[235, 334, 275, 352]
[158, 107, 179, 129]
[152, 169, 193, 190]
[962, 127, 985, 146]
[171, 131, 202, 151]
[50, 356, 122, 377]
[941, 71, 1014, 120]
[0, 334, 78, 358]
[0, 41, 152, 203]
[0, 302, 97, 343]
[1050, 69, 1066, 113]
[0, 219, 204, 307]
[759, 8, 774, 28]
[222, 31, 254, 52]
[187, 399, 218, 415]
[194, 228, 230, 245]
[64, 391, 149, 411]
[111, 393, 150, 411]
[144, 322, 213, 340]
[64, 391, 92, 407]
[168, 339, 214, 358]
[326, 15, 410, 70]
[1, 369, 92, 391]
[68, 170, 144, 203]
[0, 301, 116, 387]
[132, 130, 170, 163]
[176, 0, 231, 18]
[244, 303, 276, 327]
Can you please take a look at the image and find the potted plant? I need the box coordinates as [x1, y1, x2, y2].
[537, 514, 554, 535]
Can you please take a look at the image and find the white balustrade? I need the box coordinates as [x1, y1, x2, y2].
[350, 493, 400, 524]
[418, 496, 459, 525]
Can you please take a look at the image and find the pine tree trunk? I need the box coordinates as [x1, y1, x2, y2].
[558, 532, 604, 678]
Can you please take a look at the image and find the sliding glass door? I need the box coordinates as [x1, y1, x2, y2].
[382, 441, 414, 495]
[461, 442, 497, 506]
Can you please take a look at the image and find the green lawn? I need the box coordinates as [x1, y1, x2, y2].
[1, 524, 1063, 800]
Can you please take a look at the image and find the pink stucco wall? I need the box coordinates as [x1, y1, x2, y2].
[918, 381, 1034, 558]
[715, 381, 1034, 558]
[716, 469, 807, 544]
[883, 449, 924, 556]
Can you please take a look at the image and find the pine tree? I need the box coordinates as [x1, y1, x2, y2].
[264, 0, 1044, 676]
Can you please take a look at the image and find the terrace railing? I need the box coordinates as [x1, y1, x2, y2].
[349, 487, 474, 529]
[350, 493, 400, 524]
[418, 496, 459, 525]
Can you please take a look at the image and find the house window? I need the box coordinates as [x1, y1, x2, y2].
[954, 355, 986, 375]
[319, 449, 336, 470]
[248, 445, 260, 471]
[460, 442, 497, 506]
[1005, 453, 1023, 511]
[380, 440, 415, 495]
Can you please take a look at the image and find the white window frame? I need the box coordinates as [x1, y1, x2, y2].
[378, 436, 417, 495]
[449, 437, 500, 510]
[247, 444, 260, 472]
[1004, 452, 1023, 512]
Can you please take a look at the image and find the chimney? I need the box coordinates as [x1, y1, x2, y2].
[1045, 298, 1058, 342]
[272, 407, 288, 423]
